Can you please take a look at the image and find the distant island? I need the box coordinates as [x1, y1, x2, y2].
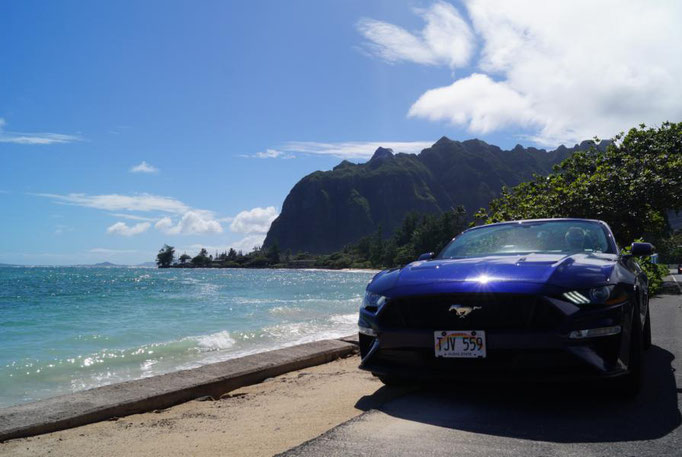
[89, 262, 157, 267]
[86, 261, 157, 268]
[0, 261, 160, 268]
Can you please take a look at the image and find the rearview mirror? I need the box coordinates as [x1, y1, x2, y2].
[417, 252, 435, 261]
[630, 242, 655, 257]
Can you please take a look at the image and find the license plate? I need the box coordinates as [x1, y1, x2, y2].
[434, 330, 486, 358]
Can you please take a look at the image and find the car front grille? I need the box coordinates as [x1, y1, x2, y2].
[378, 293, 561, 331]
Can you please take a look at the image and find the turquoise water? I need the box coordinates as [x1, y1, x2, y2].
[0, 267, 374, 408]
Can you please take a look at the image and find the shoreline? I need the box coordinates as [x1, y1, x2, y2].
[0, 352, 385, 457]
[0, 336, 360, 442]
[0, 323, 362, 411]
[162, 264, 382, 272]
[0, 264, 381, 273]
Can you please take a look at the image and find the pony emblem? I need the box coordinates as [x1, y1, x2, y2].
[448, 305, 482, 318]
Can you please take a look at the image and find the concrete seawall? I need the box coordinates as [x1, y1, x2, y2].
[0, 336, 358, 442]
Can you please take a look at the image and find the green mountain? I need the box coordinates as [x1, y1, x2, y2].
[264, 137, 604, 253]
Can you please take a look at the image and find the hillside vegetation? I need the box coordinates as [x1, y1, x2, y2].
[263, 137, 601, 253]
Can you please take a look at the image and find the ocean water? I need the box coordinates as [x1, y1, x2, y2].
[0, 266, 375, 408]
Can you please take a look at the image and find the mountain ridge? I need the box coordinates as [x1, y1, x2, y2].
[264, 137, 608, 253]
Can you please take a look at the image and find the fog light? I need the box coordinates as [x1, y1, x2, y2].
[569, 325, 621, 339]
[359, 326, 377, 337]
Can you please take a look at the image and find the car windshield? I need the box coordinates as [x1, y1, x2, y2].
[438, 220, 615, 259]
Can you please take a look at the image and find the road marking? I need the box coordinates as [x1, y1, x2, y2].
[670, 273, 682, 294]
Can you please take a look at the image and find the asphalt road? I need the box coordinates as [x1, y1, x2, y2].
[279, 271, 682, 457]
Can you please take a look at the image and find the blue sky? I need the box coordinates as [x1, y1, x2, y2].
[2, 0, 681, 265]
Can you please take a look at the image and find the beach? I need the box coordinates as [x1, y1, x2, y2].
[0, 354, 390, 457]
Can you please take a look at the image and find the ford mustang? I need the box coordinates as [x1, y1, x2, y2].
[358, 218, 654, 396]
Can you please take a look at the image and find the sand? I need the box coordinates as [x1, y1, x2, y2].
[0, 354, 393, 457]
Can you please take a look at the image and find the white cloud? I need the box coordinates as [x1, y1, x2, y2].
[34, 192, 228, 237]
[109, 213, 158, 222]
[182, 234, 266, 255]
[229, 206, 278, 234]
[281, 141, 434, 160]
[0, 118, 82, 145]
[54, 224, 73, 235]
[362, 0, 682, 146]
[408, 73, 539, 134]
[130, 161, 159, 174]
[244, 149, 294, 159]
[154, 217, 174, 232]
[229, 234, 266, 252]
[168, 206, 277, 249]
[35, 193, 278, 240]
[154, 211, 223, 235]
[357, 1, 473, 68]
[106, 221, 151, 236]
[34, 193, 190, 214]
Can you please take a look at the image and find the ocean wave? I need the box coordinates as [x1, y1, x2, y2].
[2, 330, 236, 386]
[0, 267, 374, 407]
[330, 313, 358, 325]
[0, 317, 358, 405]
[299, 268, 379, 273]
[268, 305, 304, 315]
[195, 330, 236, 351]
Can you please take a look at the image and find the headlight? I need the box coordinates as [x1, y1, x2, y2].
[362, 291, 386, 311]
[563, 285, 617, 305]
[589, 285, 614, 303]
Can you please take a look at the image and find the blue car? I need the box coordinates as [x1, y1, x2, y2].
[358, 218, 654, 396]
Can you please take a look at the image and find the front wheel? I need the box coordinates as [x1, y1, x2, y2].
[643, 305, 652, 350]
[376, 375, 409, 387]
[614, 313, 643, 398]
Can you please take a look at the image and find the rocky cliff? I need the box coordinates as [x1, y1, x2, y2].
[264, 137, 604, 253]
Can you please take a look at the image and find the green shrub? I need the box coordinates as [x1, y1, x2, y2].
[638, 259, 669, 296]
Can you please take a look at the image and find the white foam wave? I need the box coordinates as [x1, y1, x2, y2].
[194, 330, 236, 351]
[330, 313, 358, 325]
[269, 306, 304, 315]
[259, 313, 358, 346]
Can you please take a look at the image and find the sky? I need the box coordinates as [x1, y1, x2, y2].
[1, 0, 681, 265]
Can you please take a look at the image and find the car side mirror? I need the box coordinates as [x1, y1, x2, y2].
[417, 252, 435, 261]
[630, 242, 655, 257]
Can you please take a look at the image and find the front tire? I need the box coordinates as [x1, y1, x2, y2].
[614, 310, 643, 398]
[643, 305, 652, 350]
[377, 375, 408, 387]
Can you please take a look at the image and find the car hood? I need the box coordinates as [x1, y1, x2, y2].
[369, 253, 619, 296]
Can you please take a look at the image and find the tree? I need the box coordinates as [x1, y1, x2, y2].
[156, 244, 175, 268]
[191, 248, 210, 267]
[178, 253, 191, 264]
[477, 122, 682, 246]
[474, 122, 681, 295]
[267, 242, 280, 264]
[367, 225, 383, 267]
[658, 230, 682, 263]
